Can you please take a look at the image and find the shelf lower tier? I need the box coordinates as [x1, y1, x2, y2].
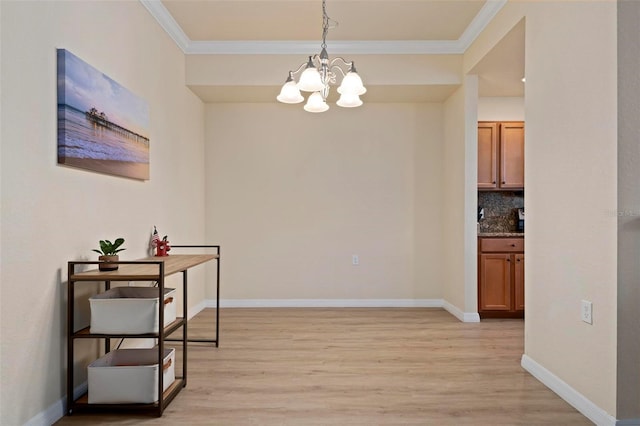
[68, 377, 184, 416]
[71, 318, 185, 339]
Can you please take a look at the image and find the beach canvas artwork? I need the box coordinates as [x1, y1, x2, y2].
[57, 49, 150, 180]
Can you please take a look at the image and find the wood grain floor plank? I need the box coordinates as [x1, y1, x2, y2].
[55, 308, 591, 425]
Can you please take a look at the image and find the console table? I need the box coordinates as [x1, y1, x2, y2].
[66, 248, 220, 416]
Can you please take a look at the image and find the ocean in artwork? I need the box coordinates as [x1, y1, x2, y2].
[57, 49, 150, 180]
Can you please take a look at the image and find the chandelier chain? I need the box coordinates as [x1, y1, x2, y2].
[320, 0, 338, 51]
[321, 0, 329, 50]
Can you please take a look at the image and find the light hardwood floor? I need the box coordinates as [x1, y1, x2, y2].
[56, 308, 591, 425]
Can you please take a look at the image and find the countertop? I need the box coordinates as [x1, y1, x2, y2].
[478, 232, 524, 238]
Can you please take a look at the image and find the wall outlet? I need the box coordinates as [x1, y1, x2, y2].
[352, 255, 359, 266]
[581, 300, 593, 324]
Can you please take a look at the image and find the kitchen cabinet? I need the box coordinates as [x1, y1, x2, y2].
[514, 253, 525, 311]
[478, 121, 524, 190]
[478, 237, 524, 318]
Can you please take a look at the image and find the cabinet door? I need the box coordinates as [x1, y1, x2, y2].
[499, 122, 524, 189]
[479, 253, 512, 311]
[478, 122, 498, 189]
[514, 254, 525, 311]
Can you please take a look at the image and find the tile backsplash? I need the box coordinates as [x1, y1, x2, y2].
[478, 191, 524, 233]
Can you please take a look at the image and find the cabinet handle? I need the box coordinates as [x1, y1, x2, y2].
[511, 244, 516, 247]
[502, 181, 506, 184]
[507, 258, 511, 262]
[492, 181, 496, 184]
[517, 259, 521, 262]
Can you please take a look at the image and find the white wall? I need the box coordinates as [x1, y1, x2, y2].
[204, 103, 444, 304]
[466, 1, 618, 418]
[441, 77, 479, 320]
[442, 87, 466, 313]
[524, 2, 617, 417]
[478, 97, 524, 121]
[0, 2, 206, 424]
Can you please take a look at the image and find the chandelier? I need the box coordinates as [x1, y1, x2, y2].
[276, 0, 366, 113]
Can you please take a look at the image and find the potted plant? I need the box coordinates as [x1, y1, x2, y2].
[93, 238, 126, 271]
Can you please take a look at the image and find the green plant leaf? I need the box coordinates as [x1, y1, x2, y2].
[112, 238, 125, 251]
[94, 237, 126, 255]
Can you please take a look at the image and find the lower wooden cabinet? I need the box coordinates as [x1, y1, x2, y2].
[478, 238, 524, 318]
[514, 253, 524, 311]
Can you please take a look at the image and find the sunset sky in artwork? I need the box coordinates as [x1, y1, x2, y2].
[58, 49, 149, 137]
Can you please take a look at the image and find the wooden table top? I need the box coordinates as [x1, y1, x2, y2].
[70, 254, 218, 281]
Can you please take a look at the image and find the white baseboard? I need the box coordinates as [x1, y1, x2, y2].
[25, 382, 87, 426]
[442, 300, 480, 323]
[204, 299, 480, 324]
[187, 299, 206, 320]
[521, 354, 617, 426]
[205, 298, 445, 308]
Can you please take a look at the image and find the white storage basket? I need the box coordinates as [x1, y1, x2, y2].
[88, 348, 175, 404]
[89, 287, 176, 334]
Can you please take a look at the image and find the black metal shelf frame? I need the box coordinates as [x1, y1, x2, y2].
[66, 245, 221, 417]
[168, 245, 221, 348]
[67, 260, 186, 417]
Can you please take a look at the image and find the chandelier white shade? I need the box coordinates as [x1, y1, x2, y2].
[298, 59, 325, 92]
[336, 93, 363, 108]
[276, 0, 366, 113]
[276, 77, 304, 104]
[304, 92, 330, 113]
[337, 70, 366, 96]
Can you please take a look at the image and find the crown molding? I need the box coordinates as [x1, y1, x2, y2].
[186, 40, 464, 55]
[140, 0, 507, 55]
[139, 0, 190, 51]
[457, 0, 508, 51]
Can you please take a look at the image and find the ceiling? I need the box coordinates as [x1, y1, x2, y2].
[472, 19, 525, 97]
[149, 0, 524, 101]
[162, 0, 485, 42]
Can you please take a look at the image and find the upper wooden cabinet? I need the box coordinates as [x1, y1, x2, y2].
[478, 121, 524, 190]
[478, 122, 498, 189]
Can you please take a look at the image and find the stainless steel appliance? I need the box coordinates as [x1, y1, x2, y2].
[517, 208, 524, 232]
